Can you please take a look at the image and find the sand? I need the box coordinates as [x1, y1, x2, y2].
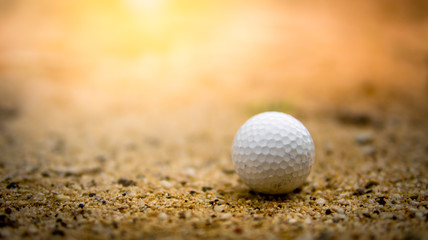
[1, 79, 427, 240]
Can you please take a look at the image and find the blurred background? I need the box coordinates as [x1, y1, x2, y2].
[1, 0, 427, 111]
[0, 0, 428, 156]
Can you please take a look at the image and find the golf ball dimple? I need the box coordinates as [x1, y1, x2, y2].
[232, 112, 315, 194]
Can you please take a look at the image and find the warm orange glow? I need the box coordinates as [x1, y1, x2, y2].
[124, 0, 167, 11]
[0, 0, 427, 109]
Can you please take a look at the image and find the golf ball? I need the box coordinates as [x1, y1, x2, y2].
[232, 112, 315, 194]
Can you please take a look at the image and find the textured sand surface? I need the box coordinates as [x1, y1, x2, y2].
[1, 1, 428, 239]
[1, 79, 427, 240]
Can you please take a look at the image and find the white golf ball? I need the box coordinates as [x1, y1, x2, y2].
[232, 112, 315, 194]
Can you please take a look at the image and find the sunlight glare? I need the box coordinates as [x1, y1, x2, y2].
[123, 0, 168, 13]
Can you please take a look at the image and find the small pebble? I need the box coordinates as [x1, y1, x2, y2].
[304, 218, 312, 225]
[376, 197, 386, 206]
[52, 229, 65, 236]
[335, 207, 345, 214]
[234, 227, 243, 234]
[293, 188, 302, 193]
[354, 188, 365, 196]
[355, 133, 373, 145]
[117, 178, 137, 187]
[289, 218, 298, 224]
[6, 182, 19, 189]
[157, 213, 168, 220]
[178, 211, 187, 219]
[161, 180, 172, 189]
[4, 208, 12, 214]
[55, 194, 70, 201]
[182, 168, 196, 177]
[222, 169, 235, 175]
[409, 195, 418, 200]
[202, 186, 213, 192]
[337, 112, 372, 126]
[365, 181, 379, 189]
[214, 205, 224, 212]
[316, 198, 326, 206]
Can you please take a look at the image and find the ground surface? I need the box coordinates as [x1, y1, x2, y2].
[1, 1, 428, 239]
